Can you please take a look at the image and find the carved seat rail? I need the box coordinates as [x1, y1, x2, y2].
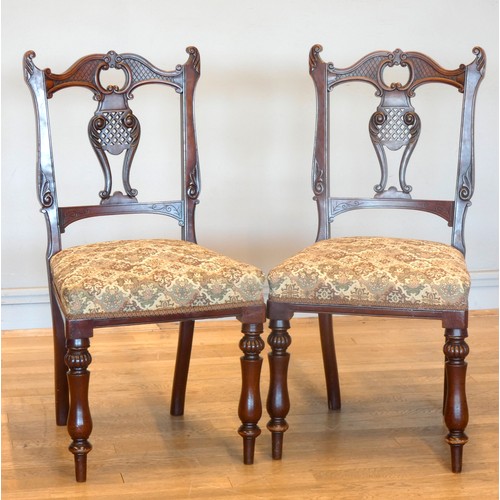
[58, 200, 185, 232]
[328, 197, 454, 225]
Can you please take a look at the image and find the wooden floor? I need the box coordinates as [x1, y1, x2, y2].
[2, 311, 498, 499]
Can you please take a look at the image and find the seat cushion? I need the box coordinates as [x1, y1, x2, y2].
[50, 239, 265, 319]
[268, 237, 470, 311]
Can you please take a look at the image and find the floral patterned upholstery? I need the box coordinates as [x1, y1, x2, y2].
[50, 239, 265, 319]
[268, 237, 469, 311]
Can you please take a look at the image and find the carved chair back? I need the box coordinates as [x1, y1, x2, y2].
[24, 48, 201, 262]
[309, 46, 486, 254]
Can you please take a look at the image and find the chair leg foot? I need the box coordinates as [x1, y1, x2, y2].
[239, 425, 261, 464]
[266, 319, 291, 461]
[70, 441, 92, 482]
[269, 422, 287, 460]
[447, 438, 466, 473]
[238, 323, 264, 465]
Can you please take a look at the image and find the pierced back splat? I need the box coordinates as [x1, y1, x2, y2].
[42, 50, 185, 204]
[369, 89, 420, 197]
[24, 48, 201, 252]
[309, 45, 486, 253]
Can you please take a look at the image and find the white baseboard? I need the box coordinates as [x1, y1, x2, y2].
[468, 270, 499, 310]
[2, 270, 498, 331]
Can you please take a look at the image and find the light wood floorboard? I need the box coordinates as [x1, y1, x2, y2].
[2, 311, 498, 499]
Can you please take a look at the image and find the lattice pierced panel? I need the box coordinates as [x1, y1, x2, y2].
[91, 110, 138, 154]
[377, 107, 411, 144]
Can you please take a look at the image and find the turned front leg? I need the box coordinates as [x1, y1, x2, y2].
[238, 323, 264, 464]
[443, 328, 469, 473]
[65, 338, 93, 482]
[266, 319, 291, 460]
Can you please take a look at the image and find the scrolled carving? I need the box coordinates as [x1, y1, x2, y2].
[40, 177, 55, 208]
[370, 111, 386, 128]
[42, 191, 54, 208]
[473, 46, 486, 73]
[151, 202, 184, 224]
[187, 162, 200, 199]
[122, 112, 136, 128]
[186, 46, 200, 74]
[24, 51, 36, 80]
[93, 115, 107, 131]
[329, 199, 365, 220]
[387, 48, 405, 66]
[326, 47, 471, 98]
[89, 114, 106, 143]
[403, 111, 417, 127]
[374, 185, 411, 199]
[103, 50, 122, 69]
[309, 44, 323, 72]
[312, 158, 325, 196]
[459, 164, 473, 201]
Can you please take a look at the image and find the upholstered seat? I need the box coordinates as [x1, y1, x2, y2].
[268, 237, 469, 310]
[51, 239, 265, 319]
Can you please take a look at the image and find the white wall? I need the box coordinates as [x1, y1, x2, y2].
[2, 0, 498, 329]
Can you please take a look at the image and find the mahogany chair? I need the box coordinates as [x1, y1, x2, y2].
[266, 46, 486, 472]
[24, 47, 266, 482]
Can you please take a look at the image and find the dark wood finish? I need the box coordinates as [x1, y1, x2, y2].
[238, 322, 265, 464]
[267, 46, 486, 472]
[266, 318, 291, 459]
[170, 320, 195, 416]
[49, 286, 69, 426]
[443, 327, 470, 473]
[318, 313, 341, 411]
[3, 314, 498, 497]
[24, 48, 266, 482]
